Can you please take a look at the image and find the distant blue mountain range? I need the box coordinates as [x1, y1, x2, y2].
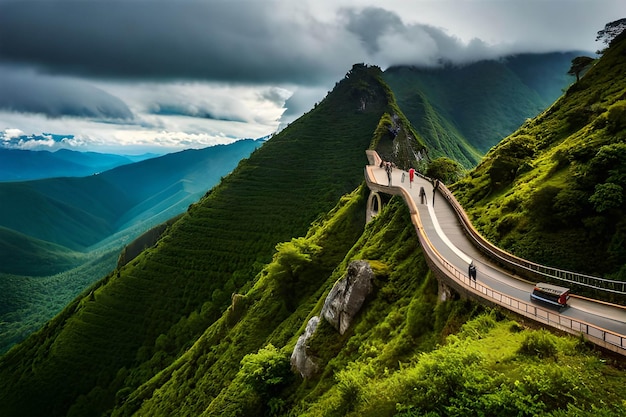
[0, 138, 265, 275]
[0, 146, 158, 181]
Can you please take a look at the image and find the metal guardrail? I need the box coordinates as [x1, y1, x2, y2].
[425, 237, 626, 355]
[436, 185, 626, 295]
[364, 150, 626, 355]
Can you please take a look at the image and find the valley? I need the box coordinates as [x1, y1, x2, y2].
[0, 139, 263, 353]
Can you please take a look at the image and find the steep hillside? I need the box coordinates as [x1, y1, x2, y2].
[452, 33, 626, 282]
[384, 52, 580, 167]
[0, 64, 425, 417]
[0, 139, 264, 355]
[82, 197, 626, 417]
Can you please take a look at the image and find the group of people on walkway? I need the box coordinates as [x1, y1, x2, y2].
[379, 159, 441, 205]
[379, 160, 418, 188]
[377, 157, 478, 283]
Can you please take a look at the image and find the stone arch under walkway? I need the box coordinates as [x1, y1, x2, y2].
[366, 191, 382, 223]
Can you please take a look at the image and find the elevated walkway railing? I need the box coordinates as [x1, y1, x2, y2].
[436, 181, 626, 296]
[366, 149, 626, 295]
[364, 150, 625, 356]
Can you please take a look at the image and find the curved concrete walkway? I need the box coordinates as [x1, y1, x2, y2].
[366, 152, 626, 356]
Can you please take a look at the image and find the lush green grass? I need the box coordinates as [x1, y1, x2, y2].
[452, 32, 626, 290]
[105, 196, 626, 417]
[297, 315, 626, 417]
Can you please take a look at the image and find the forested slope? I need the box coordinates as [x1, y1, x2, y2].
[384, 52, 580, 167]
[452, 31, 626, 283]
[0, 64, 425, 417]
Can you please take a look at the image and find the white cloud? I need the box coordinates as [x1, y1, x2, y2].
[2, 128, 25, 140]
[0, 77, 292, 153]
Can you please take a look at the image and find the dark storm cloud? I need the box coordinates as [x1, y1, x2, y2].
[0, 1, 357, 85]
[0, 66, 134, 119]
[340, 7, 404, 55]
[340, 6, 501, 67]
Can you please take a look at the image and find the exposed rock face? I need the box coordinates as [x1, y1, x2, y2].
[438, 280, 453, 302]
[290, 316, 320, 378]
[321, 260, 374, 335]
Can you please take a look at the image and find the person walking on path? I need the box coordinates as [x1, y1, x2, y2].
[385, 162, 392, 186]
[468, 261, 477, 282]
[432, 178, 440, 206]
[419, 186, 427, 205]
[409, 167, 415, 188]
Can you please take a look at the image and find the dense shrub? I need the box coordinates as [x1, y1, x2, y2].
[517, 329, 558, 359]
[526, 185, 561, 228]
[606, 100, 626, 133]
[240, 344, 293, 400]
[589, 183, 624, 212]
[425, 157, 464, 184]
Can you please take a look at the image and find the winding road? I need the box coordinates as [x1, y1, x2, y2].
[364, 150, 626, 357]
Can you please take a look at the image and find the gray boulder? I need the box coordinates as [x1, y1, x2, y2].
[290, 316, 320, 378]
[321, 260, 374, 334]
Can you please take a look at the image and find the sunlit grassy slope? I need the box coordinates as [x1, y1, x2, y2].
[384, 52, 580, 167]
[452, 32, 626, 284]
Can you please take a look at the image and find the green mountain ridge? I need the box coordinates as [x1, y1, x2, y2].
[2, 47, 626, 417]
[0, 140, 264, 355]
[385, 51, 582, 167]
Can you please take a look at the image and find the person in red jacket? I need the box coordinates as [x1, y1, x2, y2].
[408, 167, 415, 188]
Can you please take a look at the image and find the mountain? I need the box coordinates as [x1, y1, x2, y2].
[384, 52, 583, 167]
[452, 34, 626, 283]
[0, 148, 149, 181]
[0, 139, 264, 355]
[0, 63, 427, 417]
[0, 139, 264, 274]
[1, 54, 625, 417]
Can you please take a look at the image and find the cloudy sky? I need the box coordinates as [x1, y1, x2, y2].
[0, 0, 623, 154]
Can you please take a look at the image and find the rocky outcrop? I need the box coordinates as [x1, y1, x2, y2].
[438, 280, 454, 302]
[290, 316, 320, 378]
[321, 260, 374, 335]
